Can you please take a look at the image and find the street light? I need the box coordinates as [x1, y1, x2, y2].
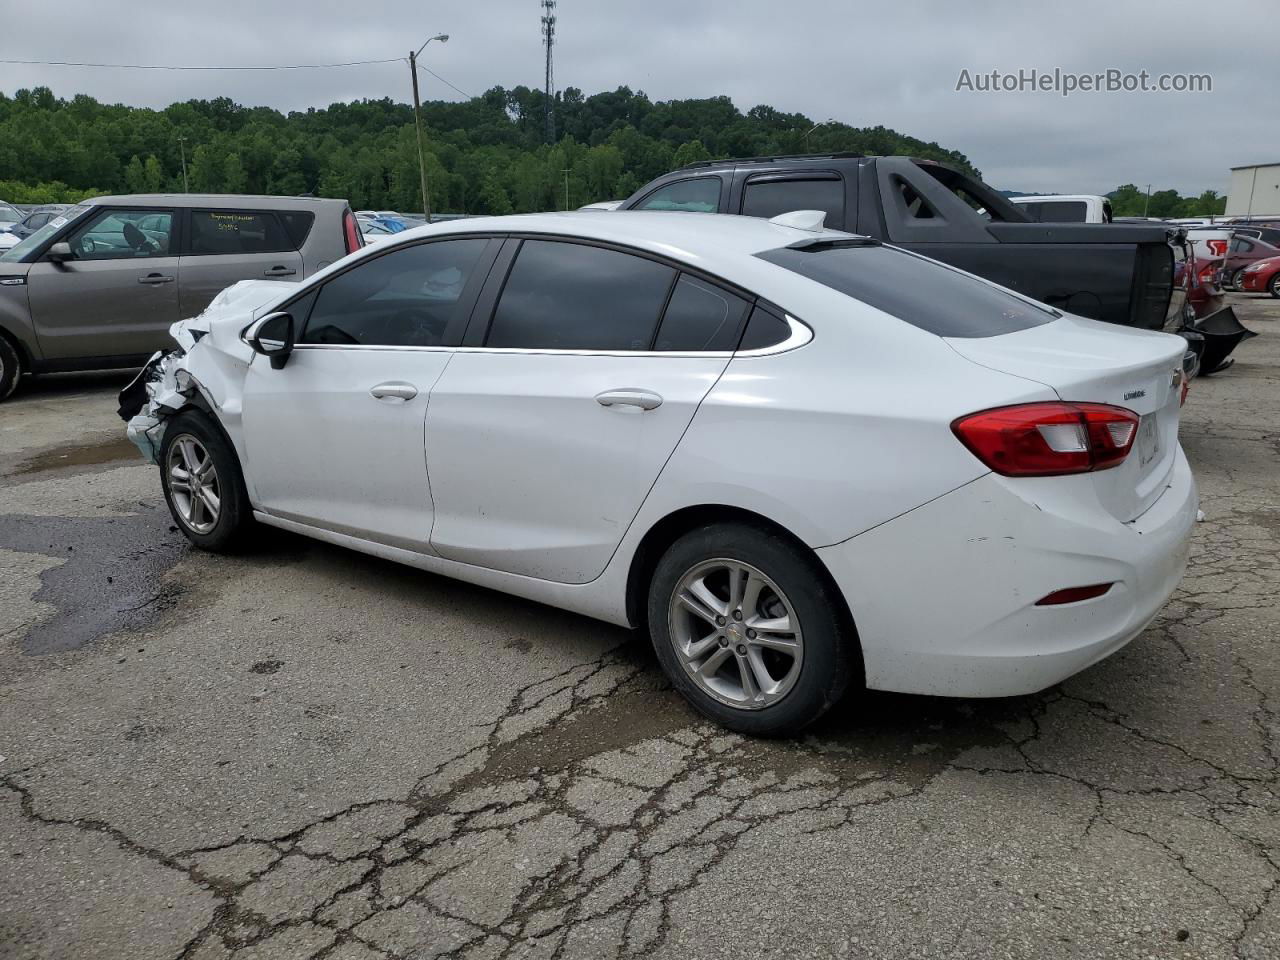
[409, 33, 448, 223]
[802, 119, 837, 149]
[177, 136, 189, 192]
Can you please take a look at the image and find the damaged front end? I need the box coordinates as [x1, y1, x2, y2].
[116, 278, 286, 464]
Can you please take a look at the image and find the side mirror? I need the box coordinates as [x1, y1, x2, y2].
[46, 241, 73, 262]
[245, 311, 295, 369]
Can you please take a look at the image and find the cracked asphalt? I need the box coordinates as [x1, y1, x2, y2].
[1, 294, 1278, 960]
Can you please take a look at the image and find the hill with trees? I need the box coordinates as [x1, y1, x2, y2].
[0, 85, 977, 212]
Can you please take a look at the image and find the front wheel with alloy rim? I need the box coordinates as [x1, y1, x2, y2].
[647, 523, 857, 736]
[1270, 273, 1280, 299]
[159, 410, 252, 551]
[0, 335, 22, 401]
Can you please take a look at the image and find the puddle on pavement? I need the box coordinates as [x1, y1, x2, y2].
[6, 436, 140, 478]
[0, 508, 188, 655]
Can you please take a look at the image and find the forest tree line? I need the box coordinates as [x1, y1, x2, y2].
[0, 84, 977, 211]
[0, 85, 1225, 217]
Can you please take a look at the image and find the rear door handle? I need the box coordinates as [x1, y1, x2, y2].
[264, 265, 297, 277]
[370, 382, 418, 402]
[138, 273, 174, 284]
[595, 388, 663, 411]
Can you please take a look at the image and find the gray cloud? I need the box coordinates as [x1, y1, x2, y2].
[5, 0, 1274, 195]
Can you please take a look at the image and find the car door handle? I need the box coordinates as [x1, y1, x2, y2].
[263, 265, 297, 277]
[138, 273, 174, 284]
[595, 388, 663, 411]
[369, 382, 418, 402]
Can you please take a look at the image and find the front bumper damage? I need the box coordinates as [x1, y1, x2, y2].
[118, 350, 195, 463]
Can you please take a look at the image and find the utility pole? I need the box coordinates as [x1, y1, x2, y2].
[563, 168, 570, 210]
[1142, 183, 1152, 217]
[409, 34, 449, 222]
[541, 0, 556, 143]
[177, 137, 189, 192]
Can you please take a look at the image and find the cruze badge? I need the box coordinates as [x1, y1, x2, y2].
[1124, 389, 1146, 401]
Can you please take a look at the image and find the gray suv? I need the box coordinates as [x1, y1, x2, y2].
[0, 194, 362, 400]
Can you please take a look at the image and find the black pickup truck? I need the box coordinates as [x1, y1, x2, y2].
[619, 153, 1178, 331]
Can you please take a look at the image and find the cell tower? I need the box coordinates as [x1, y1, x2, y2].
[541, 0, 556, 143]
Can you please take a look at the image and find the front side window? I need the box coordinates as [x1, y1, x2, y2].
[189, 210, 292, 255]
[756, 241, 1057, 339]
[69, 209, 174, 260]
[301, 238, 488, 347]
[486, 240, 675, 350]
[742, 177, 845, 227]
[0, 203, 91, 263]
[654, 275, 750, 351]
[635, 178, 722, 213]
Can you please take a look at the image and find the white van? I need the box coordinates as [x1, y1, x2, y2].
[1010, 195, 1113, 224]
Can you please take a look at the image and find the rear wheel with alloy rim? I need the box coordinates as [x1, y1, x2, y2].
[1232, 268, 1247, 290]
[159, 409, 252, 551]
[648, 522, 856, 736]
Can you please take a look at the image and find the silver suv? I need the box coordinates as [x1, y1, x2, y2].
[0, 194, 362, 400]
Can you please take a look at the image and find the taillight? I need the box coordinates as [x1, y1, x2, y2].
[1207, 239, 1227, 256]
[952, 402, 1140, 476]
[342, 209, 363, 254]
[1196, 260, 1218, 285]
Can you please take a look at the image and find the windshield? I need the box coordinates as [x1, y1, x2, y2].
[0, 204, 92, 263]
[0, 203, 22, 223]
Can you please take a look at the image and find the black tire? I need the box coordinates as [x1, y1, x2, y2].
[0, 334, 22, 401]
[647, 522, 856, 736]
[1270, 274, 1280, 299]
[159, 409, 253, 552]
[1232, 269, 1247, 291]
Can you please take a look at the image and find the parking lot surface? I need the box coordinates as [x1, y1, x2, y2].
[2, 294, 1278, 960]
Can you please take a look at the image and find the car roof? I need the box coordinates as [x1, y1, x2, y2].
[83, 194, 346, 210]
[1010, 195, 1106, 203]
[393, 210, 855, 263]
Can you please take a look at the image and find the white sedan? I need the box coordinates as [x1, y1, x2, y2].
[119, 211, 1196, 735]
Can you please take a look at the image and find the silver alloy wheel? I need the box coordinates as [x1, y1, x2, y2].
[166, 434, 221, 535]
[668, 558, 804, 710]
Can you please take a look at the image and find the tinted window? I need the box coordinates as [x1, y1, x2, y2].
[742, 178, 844, 227]
[486, 240, 674, 350]
[69, 208, 174, 260]
[756, 243, 1056, 338]
[189, 210, 291, 255]
[279, 211, 315, 248]
[738, 305, 791, 350]
[635, 178, 721, 213]
[654, 275, 750, 351]
[1022, 200, 1087, 222]
[301, 239, 488, 347]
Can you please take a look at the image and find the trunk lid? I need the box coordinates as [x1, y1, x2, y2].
[946, 315, 1186, 522]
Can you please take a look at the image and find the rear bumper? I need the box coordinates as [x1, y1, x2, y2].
[816, 448, 1197, 697]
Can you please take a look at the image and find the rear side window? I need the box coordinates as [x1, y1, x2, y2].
[756, 243, 1056, 338]
[486, 240, 675, 350]
[1021, 200, 1087, 223]
[301, 238, 488, 347]
[278, 211, 315, 248]
[738, 305, 792, 351]
[741, 177, 844, 227]
[189, 210, 292, 255]
[635, 178, 721, 213]
[654, 275, 749, 351]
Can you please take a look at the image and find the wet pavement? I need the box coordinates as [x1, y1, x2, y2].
[1, 294, 1278, 960]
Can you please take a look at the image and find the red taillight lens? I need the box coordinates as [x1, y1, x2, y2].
[1196, 261, 1219, 284]
[952, 402, 1140, 477]
[1207, 239, 1227, 256]
[1036, 583, 1114, 606]
[342, 210, 363, 254]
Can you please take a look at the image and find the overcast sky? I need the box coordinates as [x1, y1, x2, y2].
[5, 0, 1274, 195]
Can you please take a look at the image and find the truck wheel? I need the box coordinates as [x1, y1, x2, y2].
[647, 522, 856, 736]
[0, 335, 22, 401]
[159, 410, 253, 551]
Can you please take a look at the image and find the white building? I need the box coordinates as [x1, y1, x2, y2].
[1226, 163, 1280, 217]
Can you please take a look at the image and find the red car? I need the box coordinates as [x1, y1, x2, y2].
[1224, 235, 1280, 290]
[1239, 254, 1280, 297]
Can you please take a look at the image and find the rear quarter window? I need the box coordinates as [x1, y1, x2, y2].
[756, 242, 1057, 338]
